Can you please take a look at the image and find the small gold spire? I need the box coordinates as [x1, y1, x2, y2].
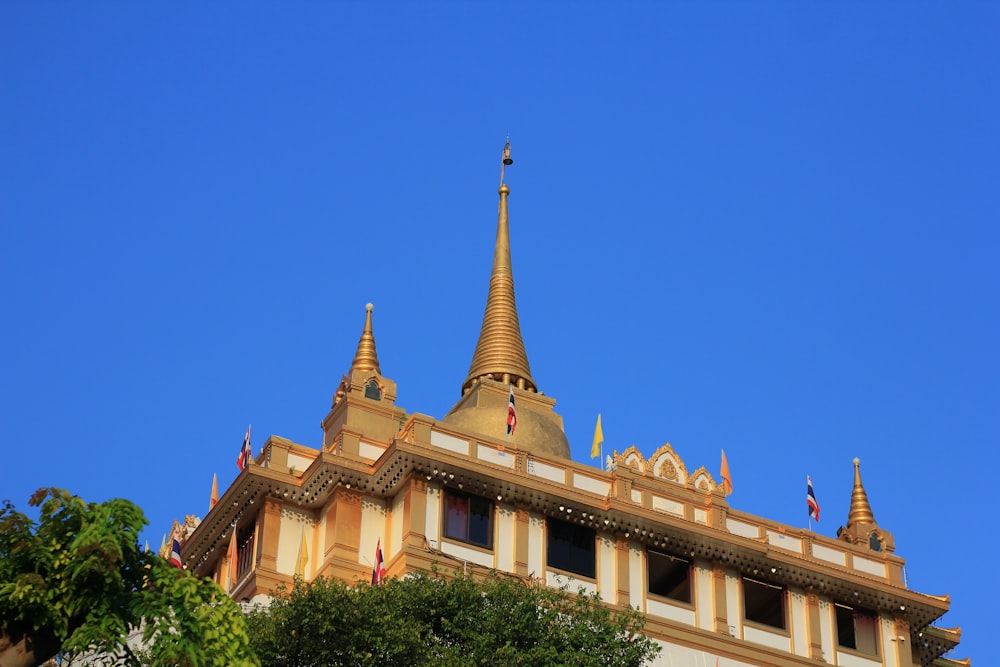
[350, 303, 381, 375]
[463, 141, 536, 395]
[847, 457, 876, 528]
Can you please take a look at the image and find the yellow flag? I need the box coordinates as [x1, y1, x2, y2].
[720, 449, 733, 496]
[591, 414, 604, 459]
[295, 527, 309, 577]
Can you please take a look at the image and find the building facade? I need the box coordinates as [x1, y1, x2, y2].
[174, 146, 966, 667]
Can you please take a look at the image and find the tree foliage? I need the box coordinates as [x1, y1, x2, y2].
[0, 488, 258, 667]
[245, 569, 660, 667]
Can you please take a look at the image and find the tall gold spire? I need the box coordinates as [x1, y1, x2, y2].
[462, 140, 536, 394]
[847, 457, 876, 528]
[350, 303, 381, 375]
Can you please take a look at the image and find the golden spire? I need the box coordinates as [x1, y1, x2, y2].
[462, 140, 536, 394]
[350, 303, 381, 375]
[847, 457, 876, 528]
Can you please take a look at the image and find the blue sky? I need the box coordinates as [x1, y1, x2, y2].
[1, 3, 995, 662]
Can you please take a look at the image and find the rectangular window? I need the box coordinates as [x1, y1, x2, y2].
[443, 489, 494, 548]
[836, 603, 879, 655]
[236, 524, 255, 580]
[546, 517, 596, 579]
[647, 549, 692, 603]
[743, 577, 786, 629]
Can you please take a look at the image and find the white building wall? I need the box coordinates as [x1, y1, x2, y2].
[497, 504, 516, 572]
[276, 507, 311, 575]
[389, 492, 404, 558]
[424, 484, 441, 547]
[629, 542, 643, 610]
[725, 569, 741, 638]
[790, 587, 808, 657]
[359, 496, 386, 569]
[598, 533, 616, 604]
[527, 511, 543, 577]
[881, 613, 897, 667]
[647, 639, 758, 667]
[818, 598, 835, 664]
[694, 561, 713, 630]
[743, 625, 790, 652]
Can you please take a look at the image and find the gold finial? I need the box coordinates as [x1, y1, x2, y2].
[500, 137, 513, 186]
[847, 457, 876, 528]
[349, 302, 381, 375]
[462, 141, 536, 395]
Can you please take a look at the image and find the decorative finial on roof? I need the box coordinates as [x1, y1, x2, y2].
[500, 136, 513, 186]
[462, 140, 536, 395]
[847, 457, 876, 529]
[350, 302, 381, 375]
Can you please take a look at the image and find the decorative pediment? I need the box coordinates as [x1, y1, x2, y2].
[688, 466, 716, 492]
[616, 446, 646, 473]
[650, 442, 688, 484]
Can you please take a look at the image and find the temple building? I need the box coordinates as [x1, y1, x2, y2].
[173, 144, 966, 667]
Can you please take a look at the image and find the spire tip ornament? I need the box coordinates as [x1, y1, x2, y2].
[500, 138, 513, 186]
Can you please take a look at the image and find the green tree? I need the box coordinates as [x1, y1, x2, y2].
[0, 488, 258, 667]
[245, 569, 660, 667]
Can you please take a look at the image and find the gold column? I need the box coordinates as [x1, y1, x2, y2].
[515, 508, 530, 577]
[404, 478, 428, 549]
[805, 590, 824, 661]
[325, 488, 362, 563]
[258, 499, 282, 572]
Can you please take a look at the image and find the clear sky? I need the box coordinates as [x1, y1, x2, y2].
[2, 3, 995, 662]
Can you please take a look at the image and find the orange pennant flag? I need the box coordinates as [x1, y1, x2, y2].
[720, 450, 733, 496]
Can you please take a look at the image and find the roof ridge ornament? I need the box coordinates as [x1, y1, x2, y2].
[462, 140, 537, 395]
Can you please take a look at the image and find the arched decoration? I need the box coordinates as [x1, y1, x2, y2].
[688, 466, 716, 492]
[364, 377, 383, 400]
[649, 442, 688, 485]
[615, 446, 646, 473]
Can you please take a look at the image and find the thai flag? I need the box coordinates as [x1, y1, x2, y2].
[168, 530, 182, 568]
[371, 539, 386, 585]
[807, 476, 820, 522]
[237, 425, 252, 471]
[507, 385, 517, 436]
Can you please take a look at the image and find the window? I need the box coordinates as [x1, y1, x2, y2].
[743, 577, 786, 629]
[547, 518, 596, 578]
[236, 524, 255, 580]
[364, 379, 382, 400]
[836, 603, 879, 655]
[647, 549, 692, 603]
[443, 489, 493, 548]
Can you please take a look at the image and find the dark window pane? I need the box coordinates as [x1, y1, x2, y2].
[835, 604, 856, 649]
[443, 490, 493, 548]
[837, 603, 879, 656]
[364, 380, 382, 400]
[468, 496, 492, 546]
[547, 518, 596, 579]
[445, 493, 469, 541]
[647, 550, 691, 603]
[743, 577, 785, 629]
